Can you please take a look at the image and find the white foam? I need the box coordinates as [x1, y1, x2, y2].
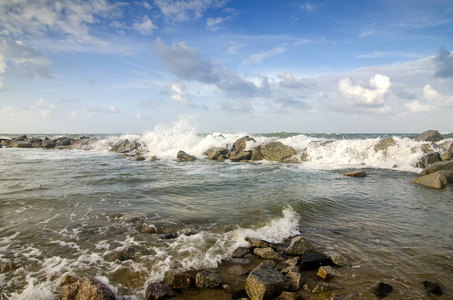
[8, 277, 56, 300]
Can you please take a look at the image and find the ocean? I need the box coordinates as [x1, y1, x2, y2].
[1, 124, 452, 299]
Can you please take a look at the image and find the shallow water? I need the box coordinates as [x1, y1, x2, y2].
[1, 130, 452, 299]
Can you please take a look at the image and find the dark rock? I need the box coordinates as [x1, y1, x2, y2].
[415, 130, 444, 142]
[423, 280, 443, 295]
[163, 271, 192, 290]
[374, 282, 393, 298]
[245, 265, 287, 300]
[343, 171, 366, 177]
[162, 233, 178, 239]
[300, 253, 333, 271]
[134, 155, 145, 161]
[229, 150, 252, 161]
[411, 172, 448, 189]
[228, 265, 249, 276]
[285, 271, 302, 291]
[232, 247, 250, 258]
[56, 138, 72, 146]
[415, 153, 442, 169]
[374, 138, 396, 153]
[286, 236, 313, 255]
[232, 136, 256, 152]
[145, 282, 176, 300]
[253, 247, 282, 260]
[420, 160, 453, 175]
[42, 139, 55, 149]
[439, 170, 453, 183]
[259, 142, 297, 162]
[176, 150, 197, 161]
[10, 140, 32, 148]
[195, 269, 222, 289]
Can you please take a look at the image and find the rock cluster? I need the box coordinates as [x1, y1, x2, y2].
[0, 135, 93, 150]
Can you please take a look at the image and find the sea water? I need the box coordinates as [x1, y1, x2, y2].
[1, 123, 453, 299]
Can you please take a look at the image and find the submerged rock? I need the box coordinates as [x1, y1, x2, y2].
[145, 282, 176, 300]
[343, 171, 366, 177]
[423, 280, 443, 295]
[245, 265, 287, 300]
[228, 265, 249, 276]
[176, 150, 197, 161]
[374, 282, 393, 298]
[420, 160, 453, 176]
[415, 130, 444, 142]
[300, 253, 333, 271]
[232, 247, 251, 258]
[317, 265, 340, 280]
[411, 172, 448, 189]
[259, 142, 297, 162]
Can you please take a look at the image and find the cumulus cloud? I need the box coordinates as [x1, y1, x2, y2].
[0, 0, 118, 45]
[154, 0, 227, 22]
[133, 15, 157, 35]
[206, 16, 229, 31]
[434, 47, 453, 77]
[243, 47, 287, 65]
[170, 82, 191, 106]
[278, 72, 312, 89]
[338, 74, 391, 106]
[406, 84, 453, 112]
[154, 38, 257, 97]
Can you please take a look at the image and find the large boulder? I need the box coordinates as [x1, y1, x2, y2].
[420, 160, 453, 176]
[110, 139, 139, 153]
[250, 148, 264, 161]
[259, 142, 297, 162]
[245, 265, 287, 300]
[439, 170, 453, 183]
[176, 150, 197, 161]
[195, 270, 222, 289]
[300, 253, 333, 271]
[163, 271, 192, 290]
[374, 138, 396, 153]
[253, 247, 282, 260]
[232, 136, 256, 152]
[145, 282, 176, 300]
[229, 150, 252, 161]
[411, 172, 448, 189]
[415, 130, 444, 142]
[10, 140, 32, 148]
[206, 147, 229, 160]
[286, 236, 313, 255]
[60, 276, 116, 300]
[42, 138, 55, 149]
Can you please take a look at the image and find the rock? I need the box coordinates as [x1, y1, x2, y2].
[60, 277, 116, 300]
[317, 266, 339, 280]
[311, 282, 343, 293]
[374, 138, 396, 153]
[250, 148, 264, 161]
[421, 143, 435, 154]
[331, 291, 359, 300]
[206, 147, 229, 160]
[423, 280, 443, 295]
[277, 291, 300, 300]
[283, 257, 299, 266]
[258, 260, 278, 268]
[259, 142, 297, 162]
[110, 139, 128, 152]
[300, 149, 309, 162]
[56, 137, 72, 146]
[374, 282, 393, 298]
[232, 136, 256, 152]
[415, 153, 442, 169]
[134, 155, 145, 161]
[286, 236, 313, 255]
[145, 282, 176, 300]
[324, 251, 348, 267]
[421, 160, 453, 175]
[163, 271, 192, 290]
[245, 265, 287, 300]
[105, 247, 141, 261]
[281, 265, 300, 275]
[251, 240, 271, 248]
[150, 156, 159, 162]
[230, 150, 252, 161]
[196, 270, 223, 289]
[141, 225, 157, 233]
[60, 273, 81, 286]
[440, 152, 453, 161]
[343, 171, 366, 177]
[121, 213, 146, 221]
[439, 170, 453, 183]
[415, 130, 444, 142]
[300, 253, 333, 271]
[411, 172, 448, 189]
[42, 139, 55, 149]
[254, 247, 282, 260]
[228, 265, 249, 276]
[0, 261, 20, 273]
[10, 140, 32, 148]
[176, 150, 197, 161]
[232, 247, 250, 258]
[285, 271, 302, 291]
[111, 139, 139, 153]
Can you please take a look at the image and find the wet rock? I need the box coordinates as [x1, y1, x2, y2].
[177, 150, 197, 161]
[120, 213, 146, 221]
[286, 236, 313, 255]
[281, 265, 300, 275]
[415, 153, 442, 169]
[331, 291, 359, 300]
[196, 269, 223, 289]
[277, 291, 300, 300]
[134, 155, 145, 161]
[110, 139, 129, 152]
[258, 260, 278, 268]
[374, 282, 393, 298]
[0, 261, 20, 273]
[141, 225, 157, 233]
[254, 247, 282, 260]
[145, 282, 176, 300]
[250, 148, 264, 161]
[439, 170, 453, 183]
[206, 147, 229, 160]
[415, 130, 444, 142]
[285, 271, 302, 291]
[343, 171, 366, 177]
[232, 136, 256, 152]
[230, 150, 252, 161]
[163, 271, 192, 290]
[440, 151, 453, 161]
[245, 265, 287, 300]
[162, 233, 178, 239]
[60, 277, 116, 300]
[150, 155, 159, 162]
[420, 160, 453, 175]
[374, 138, 396, 153]
[411, 172, 448, 189]
[10, 140, 32, 148]
[250, 239, 271, 248]
[111, 139, 139, 153]
[228, 265, 249, 276]
[232, 247, 251, 258]
[311, 282, 343, 293]
[300, 253, 333, 271]
[42, 138, 55, 149]
[259, 142, 297, 162]
[283, 257, 299, 266]
[105, 247, 141, 262]
[423, 280, 443, 295]
[60, 273, 81, 286]
[317, 266, 339, 280]
[324, 251, 349, 267]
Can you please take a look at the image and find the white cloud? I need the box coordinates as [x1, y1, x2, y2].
[406, 84, 453, 112]
[206, 16, 229, 31]
[227, 44, 243, 55]
[357, 51, 422, 59]
[133, 15, 157, 35]
[170, 82, 190, 106]
[359, 30, 375, 37]
[434, 47, 453, 77]
[300, 3, 316, 12]
[154, 0, 226, 22]
[220, 100, 253, 113]
[243, 47, 287, 65]
[278, 72, 312, 89]
[108, 105, 119, 113]
[71, 111, 79, 118]
[338, 74, 391, 106]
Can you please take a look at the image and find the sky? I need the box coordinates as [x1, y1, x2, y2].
[0, 0, 452, 134]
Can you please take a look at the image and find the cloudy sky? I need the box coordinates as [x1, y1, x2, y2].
[0, 0, 452, 134]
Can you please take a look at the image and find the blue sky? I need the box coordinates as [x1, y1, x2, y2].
[0, 0, 452, 134]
